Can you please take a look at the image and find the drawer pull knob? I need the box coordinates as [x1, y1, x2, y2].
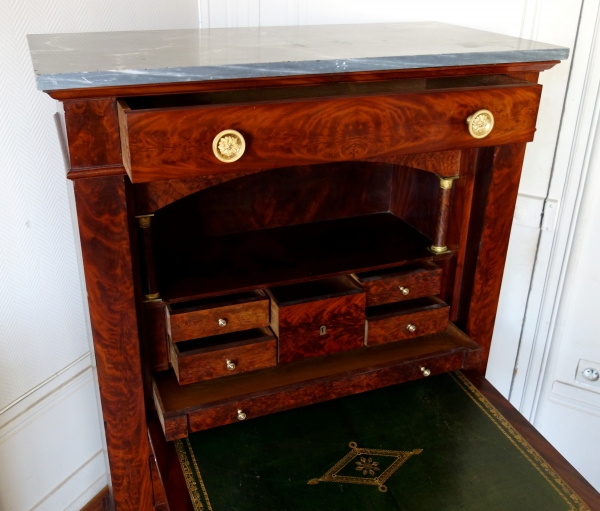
[421, 366, 431, 377]
[226, 359, 236, 371]
[466, 109, 494, 139]
[399, 286, 410, 296]
[407, 324, 417, 333]
[237, 409, 247, 421]
[218, 318, 228, 327]
[213, 129, 246, 163]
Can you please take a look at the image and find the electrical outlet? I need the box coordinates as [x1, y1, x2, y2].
[575, 359, 600, 388]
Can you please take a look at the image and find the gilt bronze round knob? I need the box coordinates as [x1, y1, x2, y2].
[399, 286, 410, 296]
[421, 366, 431, 377]
[218, 318, 227, 327]
[226, 359, 236, 371]
[237, 409, 247, 421]
[407, 324, 416, 333]
[213, 129, 245, 162]
[466, 109, 494, 139]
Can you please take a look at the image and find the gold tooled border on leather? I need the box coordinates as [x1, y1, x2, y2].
[174, 438, 213, 511]
[451, 371, 591, 511]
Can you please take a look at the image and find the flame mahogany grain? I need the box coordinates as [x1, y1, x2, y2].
[270, 285, 366, 364]
[64, 99, 122, 169]
[167, 291, 270, 342]
[170, 328, 277, 385]
[119, 84, 541, 182]
[153, 163, 392, 238]
[367, 150, 461, 177]
[73, 175, 153, 511]
[144, 302, 169, 372]
[353, 262, 443, 307]
[152, 324, 480, 438]
[466, 144, 528, 371]
[148, 415, 194, 511]
[366, 297, 450, 346]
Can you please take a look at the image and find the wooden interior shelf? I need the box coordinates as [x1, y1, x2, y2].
[156, 212, 434, 303]
[153, 323, 481, 440]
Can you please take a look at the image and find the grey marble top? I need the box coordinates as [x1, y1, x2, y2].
[28, 22, 569, 91]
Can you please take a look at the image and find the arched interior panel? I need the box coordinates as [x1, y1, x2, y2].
[153, 162, 392, 240]
[151, 162, 440, 303]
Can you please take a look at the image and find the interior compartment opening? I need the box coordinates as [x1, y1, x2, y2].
[150, 162, 441, 302]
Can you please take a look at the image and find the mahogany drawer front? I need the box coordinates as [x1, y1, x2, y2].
[268, 276, 366, 364]
[366, 296, 449, 346]
[353, 261, 442, 307]
[170, 327, 277, 385]
[118, 76, 542, 182]
[153, 323, 482, 439]
[167, 290, 269, 343]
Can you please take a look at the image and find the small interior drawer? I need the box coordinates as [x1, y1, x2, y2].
[353, 261, 442, 307]
[166, 290, 269, 343]
[268, 276, 365, 364]
[170, 327, 277, 385]
[366, 296, 449, 346]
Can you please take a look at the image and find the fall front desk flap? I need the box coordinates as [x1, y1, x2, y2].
[175, 372, 588, 511]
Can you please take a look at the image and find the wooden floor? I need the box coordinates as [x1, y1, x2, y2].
[80, 486, 111, 511]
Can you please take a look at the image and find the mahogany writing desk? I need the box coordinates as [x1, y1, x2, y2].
[28, 22, 599, 511]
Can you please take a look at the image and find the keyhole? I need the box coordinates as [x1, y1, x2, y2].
[320, 325, 327, 335]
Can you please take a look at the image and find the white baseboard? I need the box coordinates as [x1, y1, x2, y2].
[31, 451, 108, 511]
[0, 353, 92, 435]
[0, 353, 108, 511]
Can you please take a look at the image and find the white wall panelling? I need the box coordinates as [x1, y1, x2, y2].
[511, 0, 600, 417]
[0, 0, 199, 508]
[0, 356, 106, 511]
[199, 0, 529, 34]
[508, 0, 600, 490]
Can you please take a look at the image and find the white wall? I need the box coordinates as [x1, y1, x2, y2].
[522, 0, 600, 490]
[0, 1, 198, 509]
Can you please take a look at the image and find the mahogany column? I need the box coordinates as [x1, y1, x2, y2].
[65, 97, 153, 511]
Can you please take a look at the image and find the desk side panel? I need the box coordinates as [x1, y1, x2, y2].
[73, 175, 153, 511]
[465, 143, 528, 370]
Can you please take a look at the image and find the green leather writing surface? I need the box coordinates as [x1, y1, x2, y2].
[176, 372, 589, 510]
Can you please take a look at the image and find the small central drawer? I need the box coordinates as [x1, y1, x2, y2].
[268, 276, 365, 364]
[353, 261, 442, 307]
[366, 296, 449, 346]
[170, 327, 277, 385]
[166, 290, 270, 343]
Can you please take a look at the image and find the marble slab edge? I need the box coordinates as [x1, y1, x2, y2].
[36, 48, 569, 91]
